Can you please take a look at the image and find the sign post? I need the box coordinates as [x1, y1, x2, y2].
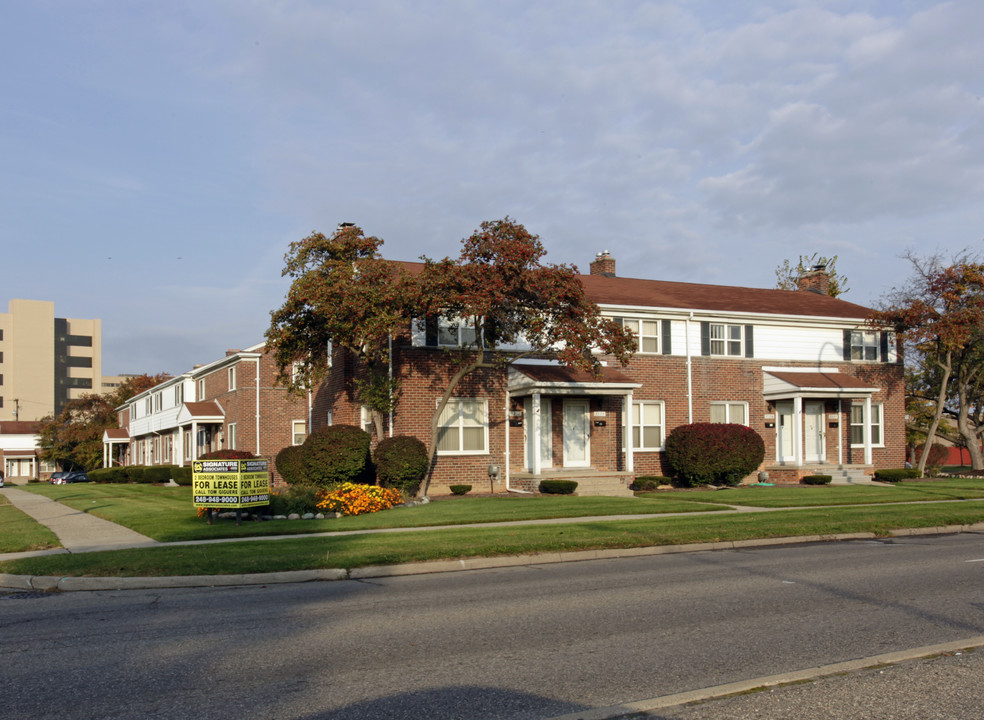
[193, 459, 270, 525]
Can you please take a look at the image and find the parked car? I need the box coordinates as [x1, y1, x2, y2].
[50, 471, 91, 484]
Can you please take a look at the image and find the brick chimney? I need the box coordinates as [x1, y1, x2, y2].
[226, 349, 241, 356]
[590, 250, 616, 277]
[796, 264, 831, 295]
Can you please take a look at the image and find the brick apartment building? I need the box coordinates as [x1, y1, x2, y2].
[311, 253, 904, 495]
[104, 342, 309, 483]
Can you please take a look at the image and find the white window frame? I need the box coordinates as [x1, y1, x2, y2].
[851, 331, 879, 362]
[292, 420, 307, 446]
[437, 398, 489, 455]
[228, 365, 237, 391]
[198, 379, 205, 401]
[621, 318, 660, 354]
[227, 422, 237, 450]
[850, 403, 884, 447]
[153, 392, 162, 413]
[710, 324, 743, 356]
[174, 384, 183, 406]
[710, 401, 749, 425]
[438, 316, 478, 348]
[626, 400, 665, 451]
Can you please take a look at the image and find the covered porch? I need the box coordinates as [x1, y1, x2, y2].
[505, 362, 640, 496]
[763, 369, 880, 481]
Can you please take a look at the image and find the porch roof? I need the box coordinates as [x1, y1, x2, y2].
[508, 363, 641, 397]
[763, 370, 879, 400]
[2, 449, 37, 458]
[103, 427, 130, 442]
[176, 401, 225, 424]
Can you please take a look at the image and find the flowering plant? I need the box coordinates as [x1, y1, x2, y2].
[317, 482, 404, 516]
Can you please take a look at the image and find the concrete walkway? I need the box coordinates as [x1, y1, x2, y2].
[1, 487, 159, 556]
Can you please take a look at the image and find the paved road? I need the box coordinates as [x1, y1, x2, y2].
[2, 533, 983, 719]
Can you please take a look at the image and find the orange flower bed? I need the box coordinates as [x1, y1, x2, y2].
[317, 482, 404, 516]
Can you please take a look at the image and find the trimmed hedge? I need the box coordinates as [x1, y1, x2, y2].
[144, 465, 176, 484]
[302, 424, 373, 488]
[665, 423, 765, 487]
[87, 468, 113, 483]
[539, 480, 578, 495]
[125, 466, 148, 484]
[631, 476, 672, 491]
[172, 466, 193, 486]
[801, 474, 832, 485]
[276, 444, 306, 486]
[374, 436, 429, 494]
[449, 484, 472, 495]
[874, 468, 920, 483]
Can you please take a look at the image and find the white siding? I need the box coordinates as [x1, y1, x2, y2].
[753, 325, 846, 362]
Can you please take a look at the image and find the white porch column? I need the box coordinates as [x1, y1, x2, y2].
[793, 396, 803, 466]
[625, 391, 634, 473]
[864, 396, 873, 465]
[103, 442, 109, 469]
[176, 429, 185, 467]
[532, 391, 542, 476]
[191, 421, 199, 461]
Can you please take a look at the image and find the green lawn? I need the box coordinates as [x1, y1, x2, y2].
[18, 483, 730, 542]
[2, 500, 983, 578]
[0, 494, 60, 553]
[659, 479, 984, 508]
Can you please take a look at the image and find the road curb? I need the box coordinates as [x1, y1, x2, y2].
[544, 635, 984, 720]
[3, 522, 983, 592]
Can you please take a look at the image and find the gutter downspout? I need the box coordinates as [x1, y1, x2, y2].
[686, 312, 694, 423]
[388, 335, 394, 437]
[255, 357, 261, 456]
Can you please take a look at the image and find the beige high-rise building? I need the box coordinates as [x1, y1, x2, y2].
[0, 299, 103, 422]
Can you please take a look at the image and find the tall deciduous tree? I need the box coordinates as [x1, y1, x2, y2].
[873, 252, 984, 473]
[775, 253, 849, 297]
[37, 373, 171, 471]
[265, 225, 418, 437]
[266, 218, 635, 497]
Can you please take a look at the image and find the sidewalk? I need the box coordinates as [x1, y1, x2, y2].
[1, 487, 159, 557]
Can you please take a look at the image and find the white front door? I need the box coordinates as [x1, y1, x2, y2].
[563, 400, 591, 467]
[804, 401, 826, 463]
[776, 401, 794, 463]
[524, 397, 553, 471]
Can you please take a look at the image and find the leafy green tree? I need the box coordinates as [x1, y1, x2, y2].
[37, 373, 171, 471]
[775, 253, 849, 297]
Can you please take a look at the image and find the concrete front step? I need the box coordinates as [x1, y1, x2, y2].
[803, 466, 873, 485]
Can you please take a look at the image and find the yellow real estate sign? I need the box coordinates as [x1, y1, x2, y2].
[193, 459, 270, 508]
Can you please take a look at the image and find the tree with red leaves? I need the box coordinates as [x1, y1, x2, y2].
[873, 252, 984, 473]
[37, 373, 171, 471]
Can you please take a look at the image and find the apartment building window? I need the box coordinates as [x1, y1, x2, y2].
[0, 397, 3, 409]
[153, 392, 162, 413]
[198, 379, 205, 401]
[849, 331, 879, 362]
[437, 316, 477, 347]
[437, 399, 488, 454]
[145, 398, 152, 414]
[292, 420, 307, 445]
[227, 423, 237, 450]
[184, 430, 192, 461]
[621, 319, 660, 354]
[163, 435, 171, 463]
[702, 322, 753, 357]
[174, 385, 183, 405]
[0, 374, 3, 386]
[0, 351, 4, 362]
[850, 404, 883, 446]
[710, 402, 748, 425]
[627, 401, 665, 450]
[228, 366, 237, 391]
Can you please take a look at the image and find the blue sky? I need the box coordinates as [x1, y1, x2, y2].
[3, 1, 982, 375]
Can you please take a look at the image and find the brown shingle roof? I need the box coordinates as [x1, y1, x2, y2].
[183, 401, 224, 418]
[104, 428, 130, 440]
[513, 365, 637, 385]
[0, 421, 42, 434]
[393, 260, 872, 320]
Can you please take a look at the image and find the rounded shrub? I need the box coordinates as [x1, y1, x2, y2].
[125, 465, 147, 484]
[664, 423, 765, 487]
[873, 468, 920, 482]
[172, 466, 193, 486]
[630, 476, 672, 491]
[538, 479, 578, 495]
[144, 465, 177, 484]
[373, 435, 429, 494]
[801, 474, 832, 485]
[87, 468, 112, 483]
[301, 424, 372, 488]
[276, 444, 307, 486]
[449, 484, 472, 495]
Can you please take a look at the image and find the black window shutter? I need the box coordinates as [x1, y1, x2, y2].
[744, 325, 754, 358]
[425, 316, 438, 347]
[843, 330, 852, 361]
[880, 332, 889, 362]
[662, 319, 672, 355]
[700, 321, 711, 356]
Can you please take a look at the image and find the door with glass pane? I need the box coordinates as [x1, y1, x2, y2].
[776, 401, 794, 463]
[804, 401, 826, 463]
